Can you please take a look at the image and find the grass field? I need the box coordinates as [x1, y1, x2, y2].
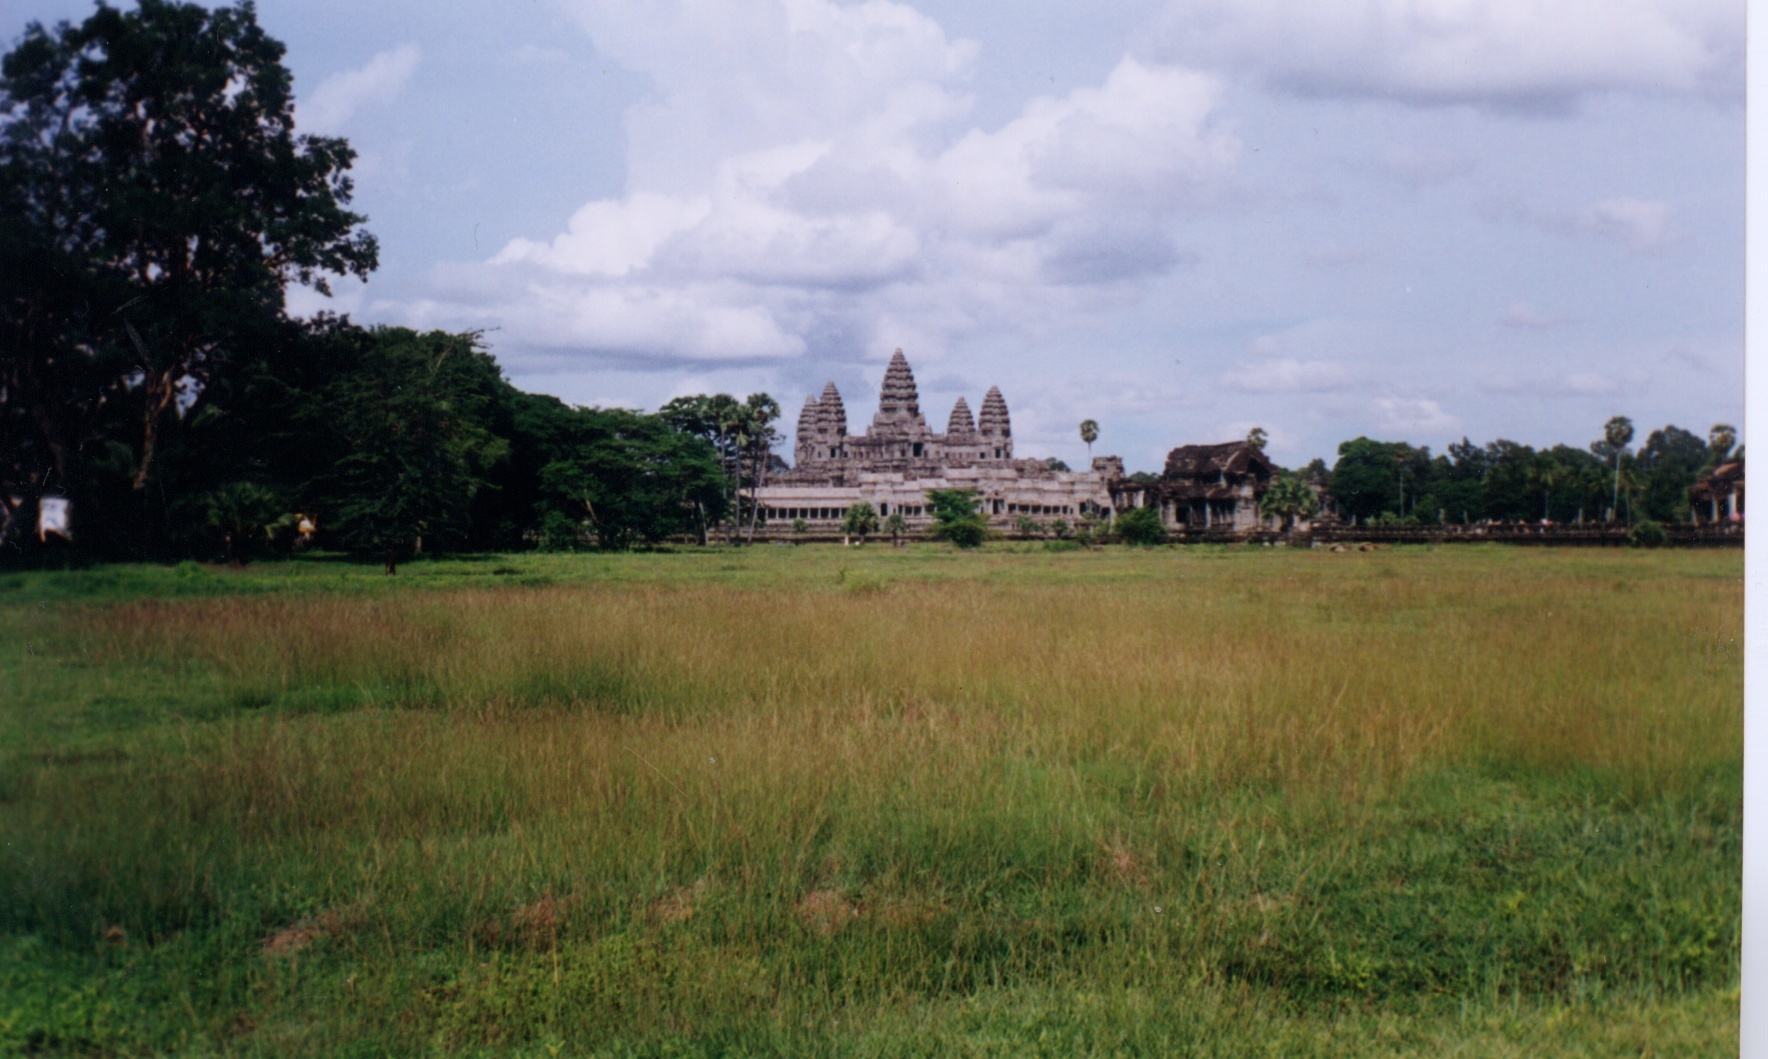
[0, 543, 1742, 1056]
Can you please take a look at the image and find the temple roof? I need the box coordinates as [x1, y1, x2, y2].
[1162, 442, 1273, 483]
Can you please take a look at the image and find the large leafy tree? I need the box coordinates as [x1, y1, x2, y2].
[315, 329, 508, 571]
[1329, 438, 1421, 523]
[0, 0, 376, 554]
[658, 392, 779, 543]
[534, 408, 726, 551]
[1633, 424, 1705, 523]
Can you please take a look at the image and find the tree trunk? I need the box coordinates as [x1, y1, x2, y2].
[385, 547, 397, 575]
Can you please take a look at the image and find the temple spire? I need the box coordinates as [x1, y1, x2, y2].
[817, 382, 846, 436]
[869, 348, 927, 436]
[947, 396, 976, 436]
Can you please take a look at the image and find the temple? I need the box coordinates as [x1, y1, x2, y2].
[1108, 442, 1275, 533]
[760, 350, 1123, 531]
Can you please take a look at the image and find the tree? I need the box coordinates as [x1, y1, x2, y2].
[318, 330, 508, 571]
[658, 394, 738, 543]
[1260, 473, 1317, 533]
[1636, 424, 1706, 523]
[1527, 455, 1563, 522]
[1329, 438, 1420, 523]
[1114, 505, 1165, 545]
[926, 488, 987, 548]
[882, 511, 907, 541]
[659, 392, 778, 543]
[197, 480, 282, 564]
[1598, 416, 1635, 522]
[536, 409, 725, 550]
[1707, 423, 1738, 466]
[841, 501, 879, 543]
[735, 393, 782, 543]
[1079, 419, 1099, 461]
[1, 1, 377, 554]
[1015, 515, 1041, 537]
[1480, 440, 1536, 522]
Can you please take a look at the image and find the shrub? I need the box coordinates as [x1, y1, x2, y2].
[1115, 506, 1165, 545]
[536, 511, 585, 552]
[926, 489, 989, 549]
[1629, 519, 1668, 548]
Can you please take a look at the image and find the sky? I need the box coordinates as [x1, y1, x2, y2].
[10, 0, 1746, 472]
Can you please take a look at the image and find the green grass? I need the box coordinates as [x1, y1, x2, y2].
[0, 544, 1741, 1056]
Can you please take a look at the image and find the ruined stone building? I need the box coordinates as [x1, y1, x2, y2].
[1690, 459, 1744, 524]
[1109, 441, 1275, 533]
[759, 350, 1123, 531]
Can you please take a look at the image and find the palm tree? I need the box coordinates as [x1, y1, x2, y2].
[842, 501, 879, 544]
[738, 393, 781, 544]
[1079, 419, 1099, 462]
[1708, 423, 1738, 466]
[1616, 456, 1645, 525]
[1259, 474, 1317, 533]
[1603, 416, 1634, 523]
[1528, 459, 1563, 522]
[883, 511, 908, 542]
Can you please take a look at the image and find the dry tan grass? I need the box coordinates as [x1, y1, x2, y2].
[67, 553, 1739, 818]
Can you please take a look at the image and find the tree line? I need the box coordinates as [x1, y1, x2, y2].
[1320, 418, 1739, 528]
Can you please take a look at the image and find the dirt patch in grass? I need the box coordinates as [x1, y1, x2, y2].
[797, 889, 861, 935]
[262, 908, 351, 956]
[652, 879, 708, 925]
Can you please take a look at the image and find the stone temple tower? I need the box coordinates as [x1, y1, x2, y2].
[869, 349, 927, 437]
[946, 396, 977, 440]
[978, 385, 1013, 459]
[795, 381, 848, 464]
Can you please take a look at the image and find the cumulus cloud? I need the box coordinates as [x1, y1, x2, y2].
[1146, 0, 1742, 110]
[410, 0, 1241, 370]
[300, 44, 421, 134]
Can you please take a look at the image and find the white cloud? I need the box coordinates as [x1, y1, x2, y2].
[1147, 0, 1742, 110]
[1579, 197, 1675, 252]
[1500, 301, 1574, 328]
[1560, 372, 1619, 395]
[1220, 358, 1353, 393]
[1372, 396, 1455, 432]
[409, 1, 1241, 370]
[300, 44, 422, 134]
[1488, 195, 1679, 254]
